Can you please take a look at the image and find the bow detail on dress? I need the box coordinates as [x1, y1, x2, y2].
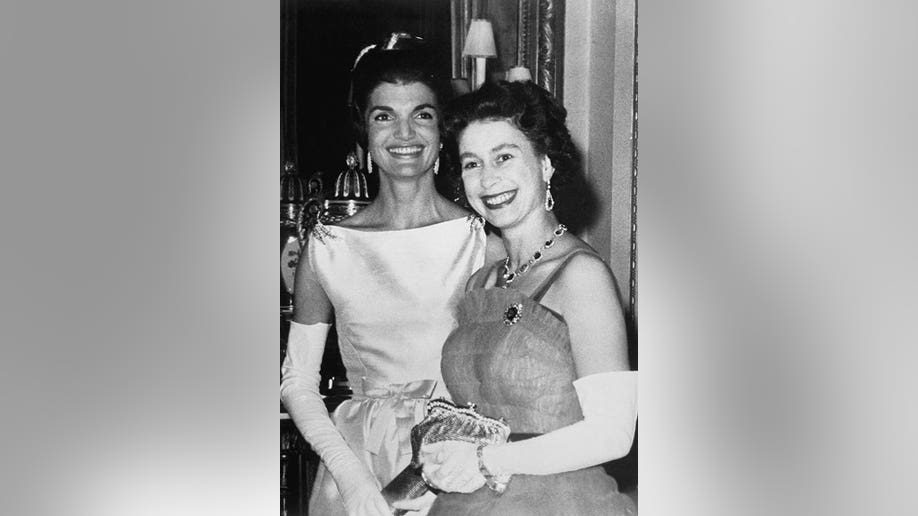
[357, 378, 438, 457]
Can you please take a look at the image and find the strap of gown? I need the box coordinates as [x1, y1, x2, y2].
[472, 260, 503, 290]
[531, 248, 599, 302]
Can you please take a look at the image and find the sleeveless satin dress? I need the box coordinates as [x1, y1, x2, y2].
[429, 250, 636, 516]
[305, 216, 487, 516]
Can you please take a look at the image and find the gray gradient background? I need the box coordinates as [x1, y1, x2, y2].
[1, 1, 916, 514]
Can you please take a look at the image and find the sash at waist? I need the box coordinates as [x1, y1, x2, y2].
[509, 432, 542, 442]
[336, 378, 438, 465]
[351, 378, 438, 400]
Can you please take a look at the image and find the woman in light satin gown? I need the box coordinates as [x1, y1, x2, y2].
[280, 34, 499, 516]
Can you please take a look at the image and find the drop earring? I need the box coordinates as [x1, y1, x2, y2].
[366, 152, 373, 174]
[544, 180, 554, 211]
[433, 142, 443, 175]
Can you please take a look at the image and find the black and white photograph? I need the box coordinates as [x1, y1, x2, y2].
[279, 1, 638, 514]
[6, 2, 917, 515]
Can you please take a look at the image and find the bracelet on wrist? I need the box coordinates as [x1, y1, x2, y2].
[476, 443, 511, 494]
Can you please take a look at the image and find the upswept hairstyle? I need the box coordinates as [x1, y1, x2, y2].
[348, 33, 451, 149]
[443, 81, 594, 230]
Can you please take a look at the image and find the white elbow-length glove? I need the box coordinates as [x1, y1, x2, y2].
[280, 321, 382, 514]
[572, 370, 638, 460]
[482, 370, 637, 476]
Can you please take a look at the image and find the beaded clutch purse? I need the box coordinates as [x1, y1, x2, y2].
[381, 398, 511, 514]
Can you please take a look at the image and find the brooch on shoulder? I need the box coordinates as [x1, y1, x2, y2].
[467, 214, 485, 232]
[310, 220, 338, 244]
[503, 303, 523, 326]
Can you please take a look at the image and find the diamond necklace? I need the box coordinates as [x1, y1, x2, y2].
[501, 224, 567, 288]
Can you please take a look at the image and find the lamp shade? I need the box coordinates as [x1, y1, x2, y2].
[462, 19, 497, 57]
[507, 66, 532, 82]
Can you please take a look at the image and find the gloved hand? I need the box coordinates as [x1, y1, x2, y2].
[420, 441, 487, 493]
[281, 321, 389, 515]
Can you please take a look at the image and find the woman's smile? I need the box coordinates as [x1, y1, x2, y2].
[481, 189, 518, 209]
[387, 144, 425, 158]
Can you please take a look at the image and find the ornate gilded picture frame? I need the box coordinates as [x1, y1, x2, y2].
[451, 0, 565, 99]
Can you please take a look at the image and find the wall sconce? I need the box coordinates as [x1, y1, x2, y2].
[462, 19, 497, 90]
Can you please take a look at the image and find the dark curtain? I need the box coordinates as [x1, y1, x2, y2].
[281, 0, 452, 189]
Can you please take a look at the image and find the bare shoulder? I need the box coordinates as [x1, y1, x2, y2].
[564, 251, 614, 281]
[550, 244, 629, 371]
[552, 244, 621, 306]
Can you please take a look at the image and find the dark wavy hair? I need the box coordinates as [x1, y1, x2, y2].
[349, 33, 451, 149]
[443, 80, 596, 231]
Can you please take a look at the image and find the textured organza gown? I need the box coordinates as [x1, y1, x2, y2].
[305, 216, 486, 516]
[428, 249, 637, 516]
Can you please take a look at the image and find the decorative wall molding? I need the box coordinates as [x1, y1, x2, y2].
[517, 0, 564, 98]
[535, 0, 563, 98]
[629, 4, 639, 348]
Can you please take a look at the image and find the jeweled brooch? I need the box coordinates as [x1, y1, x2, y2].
[467, 214, 485, 232]
[503, 303, 523, 326]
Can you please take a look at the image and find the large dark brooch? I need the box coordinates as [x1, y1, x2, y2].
[503, 303, 523, 326]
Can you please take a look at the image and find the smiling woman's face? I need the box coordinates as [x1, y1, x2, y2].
[458, 119, 553, 230]
[365, 81, 440, 178]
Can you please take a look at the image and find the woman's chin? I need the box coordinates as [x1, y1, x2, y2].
[476, 210, 514, 230]
[384, 162, 434, 178]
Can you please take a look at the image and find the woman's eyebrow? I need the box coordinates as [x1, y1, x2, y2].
[459, 143, 521, 160]
[491, 143, 521, 153]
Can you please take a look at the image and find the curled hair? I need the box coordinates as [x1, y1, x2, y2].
[444, 81, 595, 230]
[349, 33, 451, 148]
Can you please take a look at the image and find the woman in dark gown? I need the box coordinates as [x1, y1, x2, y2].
[419, 81, 638, 515]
